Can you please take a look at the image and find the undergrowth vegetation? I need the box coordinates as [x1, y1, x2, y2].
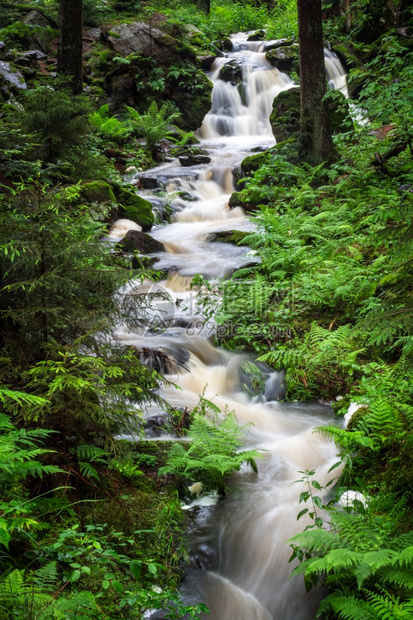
[209, 19, 413, 619]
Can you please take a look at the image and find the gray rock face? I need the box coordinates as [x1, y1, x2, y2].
[21, 10, 54, 53]
[108, 22, 176, 64]
[0, 61, 26, 90]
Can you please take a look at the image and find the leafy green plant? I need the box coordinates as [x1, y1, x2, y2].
[160, 396, 264, 494]
[90, 104, 129, 140]
[126, 101, 181, 152]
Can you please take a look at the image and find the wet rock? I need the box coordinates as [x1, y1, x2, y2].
[265, 45, 299, 74]
[21, 10, 55, 53]
[143, 413, 171, 437]
[0, 61, 26, 91]
[270, 87, 300, 143]
[190, 542, 218, 570]
[263, 38, 294, 52]
[117, 230, 164, 254]
[218, 59, 243, 83]
[179, 154, 211, 166]
[198, 54, 216, 70]
[215, 37, 232, 52]
[0, 42, 5, 51]
[210, 230, 249, 245]
[237, 81, 247, 105]
[232, 165, 245, 191]
[229, 189, 267, 212]
[247, 30, 266, 41]
[136, 175, 161, 190]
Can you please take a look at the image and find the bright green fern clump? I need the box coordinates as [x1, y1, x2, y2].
[160, 398, 264, 494]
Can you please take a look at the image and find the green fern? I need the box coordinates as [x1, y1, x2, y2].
[125, 102, 181, 150]
[160, 406, 264, 494]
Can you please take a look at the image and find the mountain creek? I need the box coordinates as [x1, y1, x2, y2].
[110, 32, 349, 620]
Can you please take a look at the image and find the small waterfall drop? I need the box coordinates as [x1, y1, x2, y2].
[115, 32, 348, 619]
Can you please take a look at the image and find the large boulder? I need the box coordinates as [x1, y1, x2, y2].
[168, 69, 213, 132]
[218, 59, 243, 83]
[118, 230, 164, 254]
[21, 10, 55, 53]
[113, 185, 154, 232]
[265, 45, 299, 74]
[79, 181, 154, 231]
[270, 86, 352, 143]
[270, 87, 301, 143]
[108, 22, 196, 65]
[80, 180, 116, 204]
[0, 61, 26, 97]
[103, 20, 213, 132]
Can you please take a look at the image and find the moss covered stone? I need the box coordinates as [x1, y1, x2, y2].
[240, 148, 278, 176]
[270, 87, 352, 143]
[229, 188, 268, 212]
[210, 230, 250, 245]
[80, 180, 116, 203]
[265, 45, 299, 74]
[113, 185, 154, 232]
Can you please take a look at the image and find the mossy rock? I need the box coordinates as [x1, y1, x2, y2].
[265, 45, 299, 74]
[270, 87, 352, 143]
[80, 180, 116, 203]
[240, 148, 278, 176]
[171, 69, 213, 132]
[117, 230, 164, 254]
[210, 230, 250, 245]
[229, 189, 268, 212]
[270, 87, 301, 143]
[247, 30, 265, 41]
[113, 185, 154, 232]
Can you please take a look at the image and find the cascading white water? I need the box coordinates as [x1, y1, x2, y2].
[115, 33, 348, 619]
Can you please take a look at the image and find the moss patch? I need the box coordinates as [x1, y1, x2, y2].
[80, 180, 116, 203]
[113, 185, 154, 231]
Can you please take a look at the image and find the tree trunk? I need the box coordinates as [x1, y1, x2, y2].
[297, 0, 335, 165]
[197, 0, 210, 14]
[57, 0, 83, 95]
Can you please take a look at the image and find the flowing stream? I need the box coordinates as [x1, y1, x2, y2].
[115, 34, 347, 619]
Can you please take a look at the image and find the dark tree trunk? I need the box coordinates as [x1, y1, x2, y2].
[197, 0, 210, 14]
[297, 0, 335, 165]
[57, 0, 83, 95]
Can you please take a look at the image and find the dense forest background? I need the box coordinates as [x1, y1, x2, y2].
[0, 0, 412, 618]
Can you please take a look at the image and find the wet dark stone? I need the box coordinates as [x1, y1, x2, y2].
[265, 45, 299, 73]
[179, 154, 211, 166]
[190, 542, 218, 570]
[136, 175, 162, 189]
[263, 38, 294, 52]
[218, 59, 243, 83]
[117, 230, 164, 254]
[247, 30, 265, 41]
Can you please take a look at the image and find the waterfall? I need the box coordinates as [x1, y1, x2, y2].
[115, 33, 348, 619]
